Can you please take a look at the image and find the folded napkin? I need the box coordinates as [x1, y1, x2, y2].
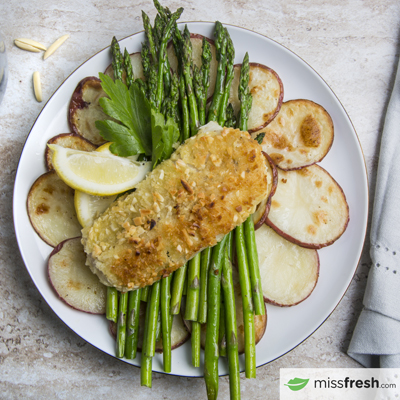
[348, 58, 400, 368]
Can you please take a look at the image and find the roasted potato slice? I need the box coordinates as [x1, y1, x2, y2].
[45, 133, 97, 171]
[68, 76, 109, 145]
[168, 34, 217, 101]
[27, 170, 82, 247]
[252, 100, 334, 170]
[229, 63, 283, 133]
[48, 237, 107, 314]
[266, 165, 349, 249]
[256, 224, 319, 306]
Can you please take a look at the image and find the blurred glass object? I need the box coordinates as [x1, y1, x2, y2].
[0, 32, 8, 105]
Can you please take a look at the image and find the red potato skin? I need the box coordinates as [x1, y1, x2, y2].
[254, 153, 278, 230]
[263, 250, 320, 307]
[68, 76, 101, 136]
[47, 237, 105, 315]
[45, 133, 97, 171]
[265, 165, 350, 249]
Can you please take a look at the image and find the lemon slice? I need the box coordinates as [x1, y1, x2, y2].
[49, 144, 151, 196]
[74, 191, 117, 227]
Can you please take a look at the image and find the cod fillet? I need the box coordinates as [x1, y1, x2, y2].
[82, 122, 269, 291]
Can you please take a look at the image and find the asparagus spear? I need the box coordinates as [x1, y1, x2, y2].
[142, 11, 158, 64]
[111, 36, 124, 82]
[116, 291, 128, 358]
[125, 288, 141, 359]
[182, 25, 200, 136]
[170, 263, 188, 314]
[143, 280, 161, 358]
[219, 231, 233, 357]
[123, 48, 134, 88]
[185, 253, 201, 321]
[218, 30, 235, 127]
[207, 22, 227, 122]
[198, 247, 212, 324]
[244, 216, 265, 316]
[204, 235, 229, 400]
[179, 74, 190, 141]
[153, 14, 164, 53]
[141, 285, 153, 387]
[219, 292, 227, 357]
[237, 52, 253, 130]
[161, 275, 172, 372]
[235, 224, 256, 379]
[200, 38, 212, 124]
[194, 37, 212, 126]
[187, 254, 202, 364]
[162, 73, 180, 124]
[152, 11, 173, 98]
[222, 247, 241, 400]
[106, 287, 118, 323]
[141, 285, 150, 302]
[141, 42, 151, 82]
[191, 320, 201, 367]
[225, 103, 237, 129]
[233, 51, 259, 379]
[148, 64, 159, 109]
[155, 8, 184, 110]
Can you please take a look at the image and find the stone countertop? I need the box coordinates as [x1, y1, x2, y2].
[0, 0, 399, 398]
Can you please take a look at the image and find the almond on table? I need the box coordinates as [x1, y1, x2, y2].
[44, 34, 69, 60]
[33, 71, 42, 102]
[14, 38, 47, 52]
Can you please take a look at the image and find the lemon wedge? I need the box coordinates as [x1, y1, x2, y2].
[74, 191, 117, 227]
[49, 144, 151, 196]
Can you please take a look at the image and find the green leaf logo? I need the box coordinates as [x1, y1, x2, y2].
[284, 377, 309, 391]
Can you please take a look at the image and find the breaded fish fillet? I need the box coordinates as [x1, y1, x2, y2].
[82, 122, 269, 291]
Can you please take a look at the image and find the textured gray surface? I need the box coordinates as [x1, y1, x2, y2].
[1, 0, 400, 398]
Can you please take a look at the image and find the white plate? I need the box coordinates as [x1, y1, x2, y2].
[13, 22, 368, 377]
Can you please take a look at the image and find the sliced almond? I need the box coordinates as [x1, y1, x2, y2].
[44, 34, 69, 60]
[33, 71, 42, 102]
[14, 38, 47, 51]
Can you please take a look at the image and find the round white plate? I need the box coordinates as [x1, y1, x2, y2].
[13, 22, 368, 377]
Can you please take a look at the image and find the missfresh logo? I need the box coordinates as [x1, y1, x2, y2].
[280, 368, 400, 400]
[284, 378, 309, 391]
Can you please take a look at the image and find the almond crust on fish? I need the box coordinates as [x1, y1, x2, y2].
[81, 123, 269, 291]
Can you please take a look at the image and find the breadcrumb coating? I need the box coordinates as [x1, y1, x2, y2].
[82, 122, 269, 291]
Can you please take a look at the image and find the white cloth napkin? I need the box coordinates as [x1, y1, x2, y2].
[348, 59, 400, 368]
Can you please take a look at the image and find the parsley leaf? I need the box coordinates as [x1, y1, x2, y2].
[151, 109, 180, 168]
[95, 73, 152, 156]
